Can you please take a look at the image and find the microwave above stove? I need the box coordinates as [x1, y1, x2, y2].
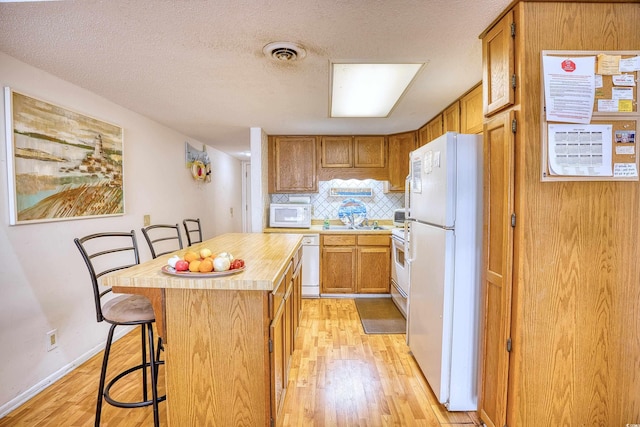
[269, 203, 312, 228]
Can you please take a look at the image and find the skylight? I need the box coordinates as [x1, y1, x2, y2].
[330, 63, 424, 118]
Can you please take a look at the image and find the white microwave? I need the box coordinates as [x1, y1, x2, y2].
[269, 203, 312, 228]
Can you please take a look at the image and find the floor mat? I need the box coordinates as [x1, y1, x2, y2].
[354, 298, 406, 334]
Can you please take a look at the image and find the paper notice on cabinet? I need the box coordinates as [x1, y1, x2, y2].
[543, 56, 596, 124]
[619, 56, 640, 72]
[616, 145, 635, 155]
[548, 124, 612, 176]
[612, 74, 636, 86]
[597, 54, 621, 75]
[613, 163, 638, 178]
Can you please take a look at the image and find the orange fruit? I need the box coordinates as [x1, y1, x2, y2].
[184, 251, 199, 263]
[199, 258, 214, 273]
[188, 260, 201, 272]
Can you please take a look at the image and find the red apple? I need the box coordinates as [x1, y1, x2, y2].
[174, 260, 189, 271]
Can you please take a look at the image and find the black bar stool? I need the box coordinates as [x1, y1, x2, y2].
[141, 223, 183, 258]
[182, 218, 203, 246]
[74, 231, 165, 426]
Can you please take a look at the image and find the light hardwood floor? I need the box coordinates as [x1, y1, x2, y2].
[0, 298, 480, 426]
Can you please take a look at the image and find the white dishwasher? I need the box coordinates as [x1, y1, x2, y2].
[301, 234, 320, 297]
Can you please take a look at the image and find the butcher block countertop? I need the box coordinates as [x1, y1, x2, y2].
[103, 232, 302, 291]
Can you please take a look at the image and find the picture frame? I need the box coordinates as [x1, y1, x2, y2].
[185, 141, 211, 182]
[4, 88, 125, 225]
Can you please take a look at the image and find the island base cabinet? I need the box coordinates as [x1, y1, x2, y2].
[270, 300, 286, 419]
[164, 288, 272, 426]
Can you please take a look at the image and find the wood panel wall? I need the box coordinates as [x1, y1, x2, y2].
[511, 2, 640, 425]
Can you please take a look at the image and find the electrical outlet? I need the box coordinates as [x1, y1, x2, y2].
[143, 214, 151, 226]
[46, 329, 58, 351]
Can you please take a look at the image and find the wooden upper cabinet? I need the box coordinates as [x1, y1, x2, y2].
[318, 135, 388, 181]
[443, 101, 460, 133]
[387, 131, 416, 192]
[460, 83, 484, 134]
[419, 114, 444, 146]
[321, 136, 385, 168]
[354, 136, 385, 168]
[269, 136, 317, 193]
[482, 10, 515, 116]
[320, 136, 353, 168]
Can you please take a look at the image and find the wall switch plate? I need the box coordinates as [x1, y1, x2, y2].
[46, 329, 58, 351]
[143, 214, 151, 226]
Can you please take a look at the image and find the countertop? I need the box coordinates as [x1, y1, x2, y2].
[264, 221, 397, 235]
[103, 232, 302, 291]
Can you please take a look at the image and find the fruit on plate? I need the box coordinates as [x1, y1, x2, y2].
[199, 258, 214, 273]
[166, 248, 243, 274]
[167, 255, 181, 268]
[217, 252, 234, 262]
[188, 260, 201, 272]
[199, 248, 213, 259]
[230, 259, 245, 270]
[184, 251, 199, 263]
[174, 260, 189, 271]
[213, 256, 231, 272]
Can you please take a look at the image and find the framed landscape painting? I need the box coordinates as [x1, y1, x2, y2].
[4, 88, 124, 225]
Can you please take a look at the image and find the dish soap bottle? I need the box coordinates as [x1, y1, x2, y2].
[323, 217, 330, 230]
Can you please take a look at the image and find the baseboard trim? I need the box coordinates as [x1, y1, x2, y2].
[320, 293, 391, 299]
[0, 326, 133, 419]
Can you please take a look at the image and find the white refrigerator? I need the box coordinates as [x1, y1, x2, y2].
[406, 132, 482, 411]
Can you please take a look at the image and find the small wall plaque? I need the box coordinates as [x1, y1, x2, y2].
[329, 187, 373, 197]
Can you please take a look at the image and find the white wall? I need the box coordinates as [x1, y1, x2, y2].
[249, 127, 268, 232]
[0, 52, 243, 415]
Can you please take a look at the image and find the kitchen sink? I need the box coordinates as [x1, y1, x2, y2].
[326, 225, 352, 230]
[325, 224, 392, 231]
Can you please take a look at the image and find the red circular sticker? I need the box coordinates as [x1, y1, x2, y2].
[561, 59, 576, 72]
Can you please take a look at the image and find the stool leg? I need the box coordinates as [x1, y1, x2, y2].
[146, 323, 160, 427]
[96, 324, 117, 427]
[140, 324, 148, 402]
[155, 336, 163, 385]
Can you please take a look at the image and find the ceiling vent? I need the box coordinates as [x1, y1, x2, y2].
[263, 42, 306, 62]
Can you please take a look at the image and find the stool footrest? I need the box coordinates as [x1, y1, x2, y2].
[103, 361, 167, 408]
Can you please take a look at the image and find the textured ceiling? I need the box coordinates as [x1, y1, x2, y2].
[0, 0, 511, 159]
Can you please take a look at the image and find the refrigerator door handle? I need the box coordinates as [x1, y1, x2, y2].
[405, 174, 411, 219]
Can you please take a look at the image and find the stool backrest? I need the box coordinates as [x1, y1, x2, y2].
[74, 231, 140, 323]
[182, 218, 203, 246]
[141, 224, 183, 259]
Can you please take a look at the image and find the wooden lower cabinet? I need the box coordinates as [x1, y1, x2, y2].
[270, 248, 302, 424]
[270, 289, 286, 418]
[321, 235, 357, 293]
[321, 234, 390, 294]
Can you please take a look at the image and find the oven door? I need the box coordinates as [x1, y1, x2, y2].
[391, 234, 409, 318]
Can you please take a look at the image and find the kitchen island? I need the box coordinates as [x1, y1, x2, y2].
[103, 232, 303, 427]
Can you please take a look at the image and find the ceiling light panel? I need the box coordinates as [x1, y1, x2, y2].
[331, 63, 424, 118]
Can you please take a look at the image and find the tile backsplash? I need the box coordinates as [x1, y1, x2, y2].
[271, 179, 404, 220]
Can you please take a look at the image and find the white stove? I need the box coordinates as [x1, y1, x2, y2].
[390, 227, 409, 318]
